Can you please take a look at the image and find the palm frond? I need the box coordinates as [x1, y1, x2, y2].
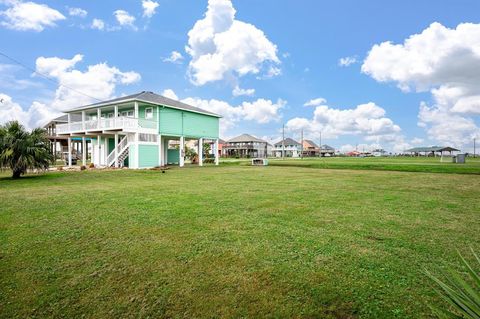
[426, 250, 480, 319]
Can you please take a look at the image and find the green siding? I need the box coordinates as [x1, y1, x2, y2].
[167, 149, 179, 164]
[108, 138, 115, 154]
[183, 111, 219, 138]
[158, 107, 219, 139]
[138, 145, 159, 168]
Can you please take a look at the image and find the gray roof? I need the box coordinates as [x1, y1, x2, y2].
[274, 138, 301, 147]
[53, 114, 82, 122]
[405, 146, 460, 152]
[227, 134, 267, 143]
[69, 91, 220, 117]
[320, 144, 335, 151]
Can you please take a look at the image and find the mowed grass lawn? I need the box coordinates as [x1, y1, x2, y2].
[1, 164, 479, 318]
[267, 156, 480, 174]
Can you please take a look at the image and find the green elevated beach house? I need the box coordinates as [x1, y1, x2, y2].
[56, 91, 221, 168]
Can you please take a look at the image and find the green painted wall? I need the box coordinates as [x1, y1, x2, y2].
[158, 107, 219, 139]
[138, 145, 159, 168]
[108, 138, 115, 154]
[167, 149, 179, 164]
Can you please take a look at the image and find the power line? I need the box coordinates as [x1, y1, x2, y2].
[0, 51, 103, 102]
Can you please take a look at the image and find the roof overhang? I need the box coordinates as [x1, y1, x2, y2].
[66, 98, 222, 118]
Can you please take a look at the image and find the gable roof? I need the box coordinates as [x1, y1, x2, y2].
[227, 134, 267, 143]
[68, 91, 221, 117]
[303, 139, 318, 148]
[405, 146, 460, 152]
[274, 138, 301, 146]
[320, 144, 335, 151]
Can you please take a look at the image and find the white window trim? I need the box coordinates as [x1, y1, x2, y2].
[145, 107, 153, 119]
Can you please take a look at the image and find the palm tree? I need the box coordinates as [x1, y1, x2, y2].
[0, 121, 53, 178]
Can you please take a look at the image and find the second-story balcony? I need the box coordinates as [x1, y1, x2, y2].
[56, 116, 157, 135]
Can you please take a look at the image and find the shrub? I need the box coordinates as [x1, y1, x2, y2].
[89, 163, 95, 169]
[80, 165, 86, 171]
[57, 166, 63, 171]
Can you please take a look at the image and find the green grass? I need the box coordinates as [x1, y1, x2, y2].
[1, 165, 479, 318]
[267, 156, 480, 175]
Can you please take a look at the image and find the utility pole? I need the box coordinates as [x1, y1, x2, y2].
[282, 124, 285, 160]
[474, 138, 476, 158]
[301, 129, 304, 159]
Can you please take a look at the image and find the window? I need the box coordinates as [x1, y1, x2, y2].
[90, 115, 97, 121]
[107, 113, 113, 118]
[145, 107, 153, 119]
[127, 110, 134, 118]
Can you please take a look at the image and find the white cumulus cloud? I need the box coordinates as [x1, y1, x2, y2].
[232, 85, 255, 97]
[304, 97, 327, 107]
[362, 22, 480, 148]
[114, 9, 136, 30]
[68, 7, 87, 18]
[163, 51, 184, 64]
[338, 56, 357, 67]
[285, 101, 403, 148]
[0, 1, 65, 31]
[186, 0, 280, 86]
[35, 54, 141, 110]
[142, 0, 159, 18]
[91, 18, 105, 30]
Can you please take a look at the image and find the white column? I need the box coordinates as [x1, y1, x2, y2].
[179, 136, 185, 167]
[158, 134, 162, 166]
[135, 132, 139, 169]
[97, 135, 101, 166]
[82, 137, 86, 166]
[134, 101, 139, 118]
[164, 138, 169, 165]
[198, 137, 203, 166]
[97, 108, 101, 129]
[67, 137, 72, 167]
[104, 136, 108, 166]
[214, 139, 219, 165]
[114, 105, 118, 127]
[81, 111, 86, 130]
[114, 133, 119, 167]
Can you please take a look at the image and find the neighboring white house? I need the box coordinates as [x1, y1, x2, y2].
[273, 138, 302, 157]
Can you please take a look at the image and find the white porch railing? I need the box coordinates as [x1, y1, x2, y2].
[56, 117, 157, 134]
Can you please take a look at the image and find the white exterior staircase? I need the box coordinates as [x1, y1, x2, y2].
[106, 135, 132, 167]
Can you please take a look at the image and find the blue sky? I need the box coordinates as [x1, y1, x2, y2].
[1, 0, 479, 152]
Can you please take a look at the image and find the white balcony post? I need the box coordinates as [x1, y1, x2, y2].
[67, 137, 72, 167]
[104, 136, 108, 166]
[114, 105, 118, 128]
[97, 108, 101, 129]
[82, 137, 86, 166]
[134, 101, 139, 118]
[215, 139, 219, 165]
[81, 111, 86, 130]
[135, 132, 139, 169]
[114, 133, 119, 168]
[179, 136, 185, 167]
[198, 137, 203, 166]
